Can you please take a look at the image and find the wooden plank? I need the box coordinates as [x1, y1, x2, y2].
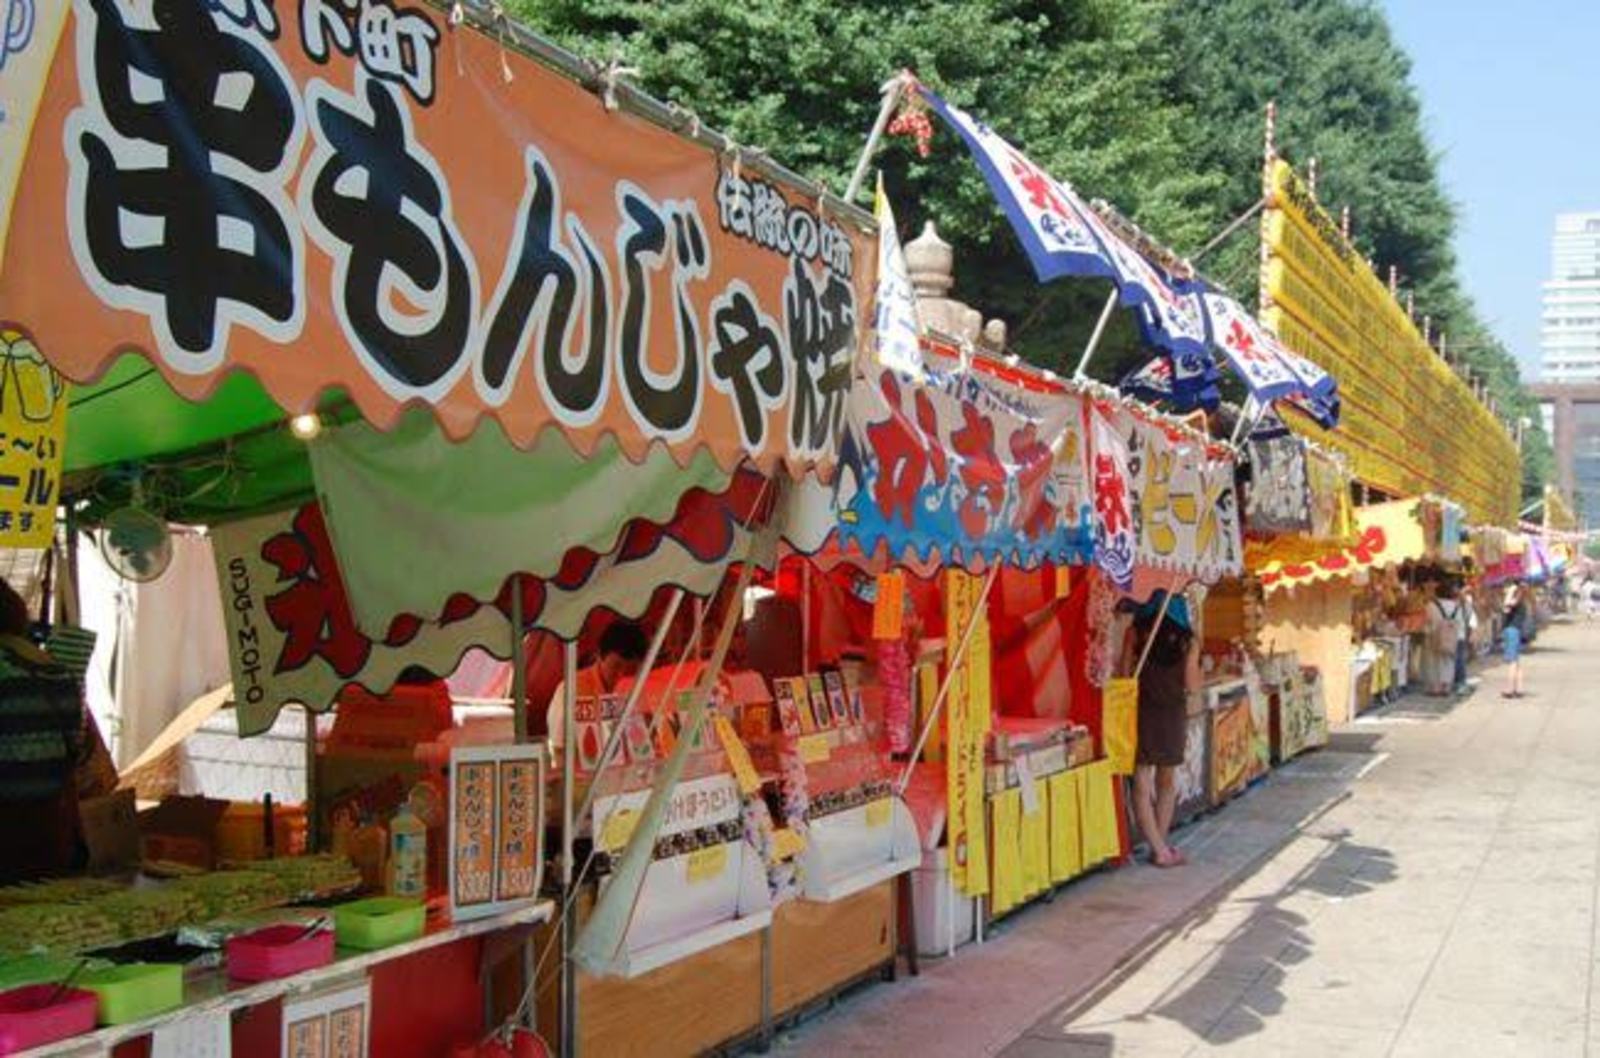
[769, 883, 894, 1016]
[577, 931, 763, 1057]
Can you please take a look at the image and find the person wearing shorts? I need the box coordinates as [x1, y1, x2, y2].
[1501, 581, 1527, 699]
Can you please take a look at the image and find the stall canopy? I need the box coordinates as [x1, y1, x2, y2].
[1258, 498, 1429, 592]
[7, 2, 884, 734]
[6, 1, 872, 480]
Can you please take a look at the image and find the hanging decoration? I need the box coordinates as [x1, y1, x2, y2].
[1090, 403, 1137, 593]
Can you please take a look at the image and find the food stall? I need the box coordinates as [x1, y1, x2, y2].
[0, 1, 873, 1054]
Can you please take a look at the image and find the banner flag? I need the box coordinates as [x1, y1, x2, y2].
[873, 174, 925, 378]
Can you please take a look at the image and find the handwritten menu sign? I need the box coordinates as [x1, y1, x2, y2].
[449, 745, 546, 922]
[497, 757, 540, 902]
[282, 980, 370, 1058]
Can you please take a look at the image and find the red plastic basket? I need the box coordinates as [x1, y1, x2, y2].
[226, 924, 336, 982]
[0, 984, 98, 1054]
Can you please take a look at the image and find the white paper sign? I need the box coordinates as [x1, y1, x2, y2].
[1015, 753, 1041, 817]
[153, 1010, 231, 1057]
[282, 979, 371, 1058]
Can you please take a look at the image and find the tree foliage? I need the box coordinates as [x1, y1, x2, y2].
[511, 0, 1549, 499]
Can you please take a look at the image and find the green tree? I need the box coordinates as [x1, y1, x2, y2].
[511, 0, 1547, 498]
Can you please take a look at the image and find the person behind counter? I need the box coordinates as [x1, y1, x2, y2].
[0, 579, 116, 884]
[545, 620, 650, 753]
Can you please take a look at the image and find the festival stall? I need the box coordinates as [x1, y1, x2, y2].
[0, 3, 874, 1055]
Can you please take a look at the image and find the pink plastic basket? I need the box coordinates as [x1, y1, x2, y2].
[0, 984, 98, 1054]
[226, 924, 336, 982]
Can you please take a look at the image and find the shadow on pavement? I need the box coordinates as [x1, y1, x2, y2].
[1186, 830, 1396, 1046]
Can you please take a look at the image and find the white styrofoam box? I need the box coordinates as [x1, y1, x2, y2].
[799, 796, 921, 903]
[601, 832, 774, 960]
[910, 845, 976, 958]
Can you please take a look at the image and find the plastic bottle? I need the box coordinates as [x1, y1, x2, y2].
[349, 815, 388, 892]
[388, 798, 427, 898]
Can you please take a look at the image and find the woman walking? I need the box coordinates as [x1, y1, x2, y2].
[1501, 580, 1528, 699]
[1126, 593, 1199, 869]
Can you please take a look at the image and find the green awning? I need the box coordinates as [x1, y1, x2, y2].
[64, 354, 320, 524]
[66, 354, 287, 473]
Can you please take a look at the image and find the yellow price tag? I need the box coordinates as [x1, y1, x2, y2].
[599, 807, 639, 851]
[770, 828, 807, 861]
[864, 798, 891, 829]
[797, 733, 831, 764]
[712, 715, 764, 795]
[685, 843, 729, 884]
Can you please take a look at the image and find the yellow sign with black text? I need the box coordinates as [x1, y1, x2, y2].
[1261, 160, 1518, 526]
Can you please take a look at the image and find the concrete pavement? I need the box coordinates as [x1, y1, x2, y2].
[773, 617, 1600, 1057]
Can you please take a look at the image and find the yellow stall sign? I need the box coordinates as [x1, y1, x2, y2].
[0, 330, 67, 549]
[1261, 160, 1518, 526]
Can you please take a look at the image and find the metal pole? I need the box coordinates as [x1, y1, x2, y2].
[303, 705, 318, 853]
[1071, 289, 1120, 380]
[1134, 590, 1176, 680]
[897, 565, 1000, 792]
[844, 72, 910, 205]
[573, 590, 685, 828]
[1229, 397, 1258, 448]
[800, 561, 812, 671]
[1192, 198, 1265, 263]
[560, 639, 578, 1058]
[511, 576, 528, 743]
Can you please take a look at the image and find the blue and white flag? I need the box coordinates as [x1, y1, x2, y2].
[1200, 293, 1303, 402]
[917, 87, 1116, 283]
[1120, 355, 1175, 404]
[918, 86, 1210, 363]
[1073, 205, 1211, 361]
[873, 174, 924, 378]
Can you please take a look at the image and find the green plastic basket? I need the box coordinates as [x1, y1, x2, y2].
[79, 962, 183, 1025]
[333, 897, 425, 951]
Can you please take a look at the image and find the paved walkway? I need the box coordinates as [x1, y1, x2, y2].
[774, 617, 1599, 1057]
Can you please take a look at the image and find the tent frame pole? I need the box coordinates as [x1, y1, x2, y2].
[896, 565, 1000, 793]
[560, 639, 578, 1058]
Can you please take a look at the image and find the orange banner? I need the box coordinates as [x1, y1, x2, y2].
[0, 3, 871, 475]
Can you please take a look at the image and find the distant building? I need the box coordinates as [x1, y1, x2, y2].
[1531, 382, 1600, 528]
[1540, 212, 1600, 383]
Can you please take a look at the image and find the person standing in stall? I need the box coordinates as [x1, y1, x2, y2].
[1424, 582, 1462, 698]
[1124, 593, 1199, 869]
[0, 579, 116, 883]
[544, 620, 651, 754]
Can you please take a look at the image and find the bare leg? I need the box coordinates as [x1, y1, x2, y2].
[1154, 766, 1179, 846]
[1132, 765, 1169, 862]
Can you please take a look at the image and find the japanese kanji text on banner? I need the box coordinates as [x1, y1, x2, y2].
[0, 1, 873, 475]
[0, 329, 66, 548]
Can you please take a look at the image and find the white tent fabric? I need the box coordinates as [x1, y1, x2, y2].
[78, 531, 231, 767]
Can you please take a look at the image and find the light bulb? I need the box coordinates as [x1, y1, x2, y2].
[290, 413, 322, 441]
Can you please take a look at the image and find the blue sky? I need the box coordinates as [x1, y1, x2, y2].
[1383, 0, 1600, 380]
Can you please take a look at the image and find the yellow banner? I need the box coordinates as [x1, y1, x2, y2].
[1262, 160, 1518, 526]
[945, 569, 992, 897]
[1102, 677, 1139, 776]
[0, 330, 67, 548]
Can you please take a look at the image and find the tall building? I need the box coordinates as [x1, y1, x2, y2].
[1540, 212, 1600, 382]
